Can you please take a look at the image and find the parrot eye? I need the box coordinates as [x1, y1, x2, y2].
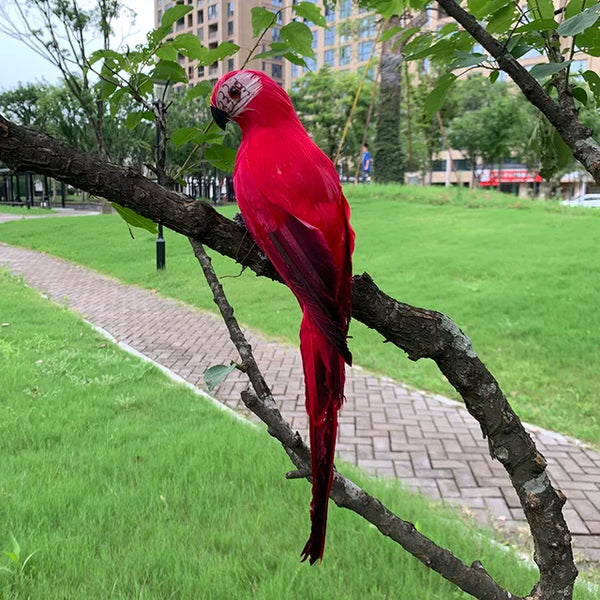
[228, 86, 241, 100]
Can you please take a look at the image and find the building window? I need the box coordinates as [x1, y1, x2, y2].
[197, 9, 203, 23]
[340, 0, 351, 18]
[324, 28, 334, 46]
[324, 49, 334, 66]
[228, 58, 235, 72]
[188, 65, 193, 78]
[325, 5, 335, 22]
[207, 4, 217, 20]
[227, 1, 234, 17]
[339, 45, 351, 66]
[358, 41, 373, 62]
[292, 64, 299, 78]
[176, 16, 185, 30]
[272, 0, 283, 6]
[272, 63, 283, 79]
[197, 28, 204, 41]
[359, 17, 376, 38]
[227, 20, 234, 35]
[197, 65, 205, 77]
[208, 23, 218, 39]
[305, 56, 317, 71]
[272, 26, 281, 43]
[187, 13, 193, 27]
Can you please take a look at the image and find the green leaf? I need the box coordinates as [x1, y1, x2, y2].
[171, 126, 224, 148]
[294, 2, 326, 27]
[254, 43, 293, 60]
[88, 48, 125, 67]
[405, 38, 452, 61]
[425, 73, 457, 119]
[388, 26, 420, 49]
[283, 52, 308, 67]
[109, 87, 128, 115]
[204, 364, 237, 391]
[450, 51, 487, 69]
[582, 70, 600, 104]
[161, 4, 193, 29]
[251, 6, 276, 38]
[205, 41, 240, 63]
[97, 78, 117, 101]
[205, 144, 237, 172]
[111, 204, 158, 234]
[513, 18, 558, 33]
[529, 61, 571, 81]
[185, 80, 214, 101]
[280, 21, 314, 57]
[489, 70, 500, 83]
[378, 25, 403, 43]
[557, 4, 600, 37]
[125, 111, 144, 130]
[155, 43, 178, 62]
[487, 4, 518, 35]
[571, 86, 588, 105]
[468, 0, 506, 19]
[150, 60, 188, 84]
[532, 0, 555, 20]
[173, 32, 204, 59]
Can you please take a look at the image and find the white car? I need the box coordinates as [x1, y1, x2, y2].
[560, 194, 600, 207]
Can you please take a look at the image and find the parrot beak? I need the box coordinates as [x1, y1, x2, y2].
[211, 106, 230, 130]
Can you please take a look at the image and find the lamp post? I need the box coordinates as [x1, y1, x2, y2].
[153, 80, 171, 270]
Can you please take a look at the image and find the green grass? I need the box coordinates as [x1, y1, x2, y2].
[0, 185, 599, 445]
[3, 270, 584, 599]
[0, 206, 55, 216]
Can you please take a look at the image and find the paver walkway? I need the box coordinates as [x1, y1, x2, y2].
[1, 240, 600, 567]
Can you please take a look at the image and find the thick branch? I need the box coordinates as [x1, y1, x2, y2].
[435, 0, 600, 185]
[189, 239, 516, 600]
[0, 115, 577, 598]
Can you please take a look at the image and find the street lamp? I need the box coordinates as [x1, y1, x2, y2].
[153, 80, 172, 270]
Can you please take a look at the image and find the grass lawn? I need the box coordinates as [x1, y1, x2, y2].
[0, 185, 599, 446]
[1, 270, 578, 599]
[0, 206, 55, 216]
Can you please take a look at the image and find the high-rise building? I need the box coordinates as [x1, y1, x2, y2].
[154, 0, 289, 86]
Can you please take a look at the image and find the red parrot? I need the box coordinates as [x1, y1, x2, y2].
[210, 70, 354, 564]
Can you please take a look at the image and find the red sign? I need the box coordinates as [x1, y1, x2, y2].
[480, 169, 542, 186]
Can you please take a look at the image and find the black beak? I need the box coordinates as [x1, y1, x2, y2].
[211, 106, 230, 130]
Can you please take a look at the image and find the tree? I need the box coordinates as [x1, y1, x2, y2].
[289, 65, 374, 169]
[0, 0, 129, 156]
[447, 77, 535, 186]
[3, 1, 600, 598]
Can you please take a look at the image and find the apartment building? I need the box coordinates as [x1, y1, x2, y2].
[154, 0, 288, 86]
[154, 1, 598, 196]
[154, 0, 380, 88]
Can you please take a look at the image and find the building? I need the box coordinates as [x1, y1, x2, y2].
[154, 0, 599, 196]
[154, 0, 288, 86]
[284, 1, 378, 84]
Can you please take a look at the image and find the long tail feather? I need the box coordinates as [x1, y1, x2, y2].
[299, 316, 346, 564]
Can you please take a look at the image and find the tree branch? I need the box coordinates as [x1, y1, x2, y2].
[0, 115, 577, 598]
[189, 238, 517, 600]
[435, 0, 600, 185]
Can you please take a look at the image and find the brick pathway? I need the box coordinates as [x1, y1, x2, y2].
[1, 241, 599, 566]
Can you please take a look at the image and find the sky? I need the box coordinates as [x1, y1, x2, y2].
[0, 0, 155, 92]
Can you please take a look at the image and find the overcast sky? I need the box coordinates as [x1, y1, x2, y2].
[0, 0, 155, 91]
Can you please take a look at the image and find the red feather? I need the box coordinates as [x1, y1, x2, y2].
[211, 70, 355, 563]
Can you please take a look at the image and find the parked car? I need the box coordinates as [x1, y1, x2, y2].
[560, 194, 600, 207]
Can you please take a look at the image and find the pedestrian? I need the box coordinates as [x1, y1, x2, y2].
[361, 143, 372, 183]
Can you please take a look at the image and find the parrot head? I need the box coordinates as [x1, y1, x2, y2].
[210, 70, 294, 131]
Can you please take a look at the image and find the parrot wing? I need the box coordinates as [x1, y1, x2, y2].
[264, 209, 352, 366]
